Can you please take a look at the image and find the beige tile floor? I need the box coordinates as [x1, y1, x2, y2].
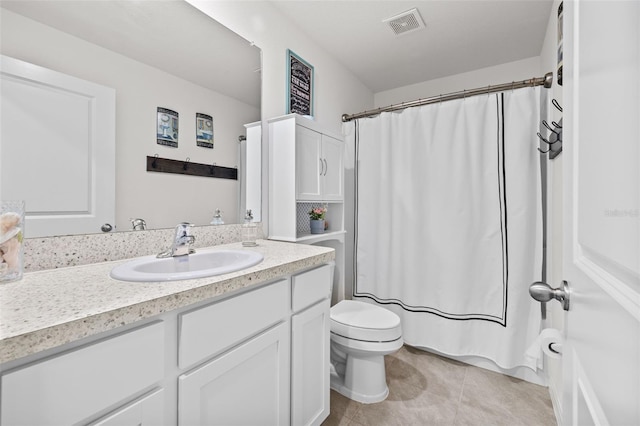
[322, 345, 556, 426]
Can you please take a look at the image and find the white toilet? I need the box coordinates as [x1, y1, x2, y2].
[329, 300, 403, 404]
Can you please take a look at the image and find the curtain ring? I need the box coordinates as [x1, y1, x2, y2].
[183, 157, 190, 171]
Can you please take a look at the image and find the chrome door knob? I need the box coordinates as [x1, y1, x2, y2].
[101, 223, 113, 232]
[529, 280, 570, 311]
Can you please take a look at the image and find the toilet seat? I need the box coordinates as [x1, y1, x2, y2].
[330, 300, 402, 342]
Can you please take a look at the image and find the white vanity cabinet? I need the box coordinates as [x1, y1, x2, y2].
[179, 322, 291, 425]
[291, 265, 332, 426]
[177, 279, 291, 425]
[268, 114, 345, 242]
[0, 261, 332, 426]
[0, 322, 166, 426]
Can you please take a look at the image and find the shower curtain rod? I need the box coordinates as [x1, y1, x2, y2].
[341, 71, 553, 122]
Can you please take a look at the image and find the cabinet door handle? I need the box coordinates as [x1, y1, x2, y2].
[319, 159, 324, 176]
[323, 158, 328, 176]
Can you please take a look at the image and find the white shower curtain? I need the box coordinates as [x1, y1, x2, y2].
[344, 89, 543, 370]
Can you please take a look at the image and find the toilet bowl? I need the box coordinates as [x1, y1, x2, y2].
[329, 300, 403, 404]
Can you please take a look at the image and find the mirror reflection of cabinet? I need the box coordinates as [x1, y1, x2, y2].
[242, 122, 262, 222]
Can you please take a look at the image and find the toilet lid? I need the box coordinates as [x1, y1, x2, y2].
[330, 300, 402, 342]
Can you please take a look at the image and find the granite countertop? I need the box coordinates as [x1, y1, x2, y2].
[0, 240, 334, 364]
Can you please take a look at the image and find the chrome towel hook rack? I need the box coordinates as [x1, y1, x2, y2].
[538, 98, 563, 159]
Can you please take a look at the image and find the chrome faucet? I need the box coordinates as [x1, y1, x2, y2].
[130, 218, 146, 231]
[157, 222, 195, 258]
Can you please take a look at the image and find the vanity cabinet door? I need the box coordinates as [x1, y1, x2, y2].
[90, 389, 165, 426]
[291, 299, 331, 426]
[178, 322, 290, 426]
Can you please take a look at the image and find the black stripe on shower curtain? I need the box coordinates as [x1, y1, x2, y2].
[353, 94, 510, 327]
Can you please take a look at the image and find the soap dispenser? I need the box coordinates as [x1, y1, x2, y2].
[210, 209, 224, 225]
[241, 209, 258, 247]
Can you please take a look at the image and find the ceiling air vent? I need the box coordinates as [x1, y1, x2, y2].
[383, 8, 425, 36]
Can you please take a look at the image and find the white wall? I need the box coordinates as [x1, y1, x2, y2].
[188, 2, 374, 298]
[187, 1, 374, 137]
[375, 56, 543, 107]
[1, 10, 259, 231]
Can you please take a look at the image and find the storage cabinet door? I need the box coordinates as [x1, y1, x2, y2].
[291, 300, 331, 426]
[321, 135, 344, 201]
[178, 322, 290, 426]
[296, 125, 323, 200]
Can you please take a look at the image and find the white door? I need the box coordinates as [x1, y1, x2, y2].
[562, 1, 639, 425]
[0, 55, 115, 237]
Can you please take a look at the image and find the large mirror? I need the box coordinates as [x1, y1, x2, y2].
[0, 0, 261, 236]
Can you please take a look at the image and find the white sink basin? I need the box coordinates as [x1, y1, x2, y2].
[110, 249, 264, 282]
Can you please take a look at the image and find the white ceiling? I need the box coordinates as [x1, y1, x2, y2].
[1, 0, 553, 101]
[0, 0, 261, 107]
[271, 0, 554, 93]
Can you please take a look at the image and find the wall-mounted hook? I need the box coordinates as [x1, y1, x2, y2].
[209, 162, 217, 174]
[552, 98, 563, 112]
[152, 154, 159, 168]
[537, 132, 553, 145]
[552, 120, 562, 129]
[183, 157, 190, 171]
[542, 120, 560, 135]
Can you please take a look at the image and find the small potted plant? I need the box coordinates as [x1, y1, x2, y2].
[308, 206, 327, 234]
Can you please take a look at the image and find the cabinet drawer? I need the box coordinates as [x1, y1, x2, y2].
[179, 279, 290, 369]
[292, 265, 332, 313]
[1, 321, 164, 426]
[90, 388, 164, 426]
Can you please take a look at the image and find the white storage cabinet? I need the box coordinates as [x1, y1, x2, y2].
[268, 114, 345, 242]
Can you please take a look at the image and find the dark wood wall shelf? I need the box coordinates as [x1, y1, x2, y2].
[146, 156, 237, 180]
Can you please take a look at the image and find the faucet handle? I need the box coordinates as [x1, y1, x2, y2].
[175, 222, 194, 234]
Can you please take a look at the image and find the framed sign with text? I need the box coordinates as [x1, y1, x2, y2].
[286, 49, 314, 117]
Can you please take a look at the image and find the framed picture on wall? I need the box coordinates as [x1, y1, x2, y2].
[286, 49, 314, 117]
[196, 113, 214, 149]
[157, 107, 179, 147]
